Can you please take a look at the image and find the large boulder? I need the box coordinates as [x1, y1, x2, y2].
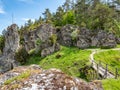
[23, 24, 56, 51]
[0, 65, 103, 90]
[77, 35, 90, 49]
[41, 43, 60, 57]
[116, 37, 120, 44]
[59, 25, 117, 49]
[23, 24, 60, 57]
[59, 24, 79, 46]
[76, 28, 91, 49]
[99, 32, 116, 48]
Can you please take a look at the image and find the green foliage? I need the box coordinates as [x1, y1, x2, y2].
[50, 34, 57, 44]
[62, 10, 75, 25]
[91, 4, 115, 30]
[4, 71, 30, 85]
[43, 8, 52, 24]
[71, 29, 79, 40]
[0, 35, 5, 53]
[26, 46, 91, 79]
[15, 47, 29, 65]
[102, 78, 120, 90]
[36, 39, 42, 46]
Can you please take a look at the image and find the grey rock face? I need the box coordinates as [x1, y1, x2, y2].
[59, 24, 79, 46]
[101, 33, 117, 48]
[23, 24, 60, 57]
[59, 25, 117, 49]
[41, 43, 60, 57]
[3, 24, 20, 55]
[0, 24, 20, 73]
[116, 37, 120, 44]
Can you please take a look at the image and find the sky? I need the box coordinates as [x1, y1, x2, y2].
[0, 0, 65, 34]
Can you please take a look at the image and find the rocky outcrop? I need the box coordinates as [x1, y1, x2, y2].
[0, 24, 20, 73]
[41, 43, 60, 57]
[0, 65, 103, 90]
[58, 24, 79, 46]
[3, 24, 20, 55]
[58, 25, 117, 49]
[116, 37, 120, 44]
[23, 24, 60, 57]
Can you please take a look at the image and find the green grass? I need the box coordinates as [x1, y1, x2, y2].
[117, 44, 120, 48]
[94, 50, 120, 74]
[4, 71, 30, 85]
[102, 78, 120, 90]
[26, 46, 91, 78]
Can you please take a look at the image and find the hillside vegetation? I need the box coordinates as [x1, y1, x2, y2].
[102, 78, 120, 90]
[26, 46, 91, 79]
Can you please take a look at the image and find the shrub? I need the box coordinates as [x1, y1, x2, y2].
[71, 29, 79, 41]
[36, 39, 42, 46]
[15, 47, 29, 64]
[50, 34, 57, 44]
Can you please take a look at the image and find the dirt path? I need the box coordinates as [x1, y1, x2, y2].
[89, 48, 120, 78]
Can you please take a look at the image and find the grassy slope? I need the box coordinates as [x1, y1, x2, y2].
[26, 46, 120, 90]
[26, 46, 91, 78]
[94, 50, 120, 74]
[94, 49, 120, 90]
[102, 78, 120, 90]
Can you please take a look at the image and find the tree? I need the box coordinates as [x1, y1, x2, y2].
[62, 10, 76, 25]
[53, 6, 65, 26]
[75, 0, 90, 27]
[43, 8, 52, 23]
[62, 0, 72, 12]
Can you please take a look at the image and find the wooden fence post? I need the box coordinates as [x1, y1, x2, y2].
[115, 68, 118, 79]
[97, 63, 99, 79]
[99, 60, 101, 66]
[104, 64, 108, 79]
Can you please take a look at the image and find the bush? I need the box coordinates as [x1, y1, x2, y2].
[36, 39, 42, 46]
[50, 34, 57, 44]
[71, 29, 79, 41]
[15, 47, 29, 64]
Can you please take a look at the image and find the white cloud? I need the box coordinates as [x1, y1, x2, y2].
[0, 7, 5, 14]
[21, 18, 35, 22]
[18, 0, 34, 3]
[0, 0, 5, 14]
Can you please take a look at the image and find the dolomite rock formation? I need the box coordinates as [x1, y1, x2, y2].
[0, 65, 103, 90]
[23, 24, 60, 57]
[58, 24, 117, 49]
[0, 24, 20, 73]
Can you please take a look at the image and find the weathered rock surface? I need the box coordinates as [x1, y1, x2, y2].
[0, 65, 103, 90]
[3, 24, 20, 55]
[23, 24, 60, 57]
[41, 43, 60, 57]
[0, 24, 20, 73]
[58, 25, 117, 49]
[58, 24, 79, 46]
[116, 37, 120, 44]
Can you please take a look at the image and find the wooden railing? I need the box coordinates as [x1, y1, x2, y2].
[91, 60, 120, 79]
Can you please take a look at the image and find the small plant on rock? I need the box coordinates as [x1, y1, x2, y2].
[15, 47, 29, 65]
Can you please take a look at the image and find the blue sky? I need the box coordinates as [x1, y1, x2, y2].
[0, 0, 65, 34]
